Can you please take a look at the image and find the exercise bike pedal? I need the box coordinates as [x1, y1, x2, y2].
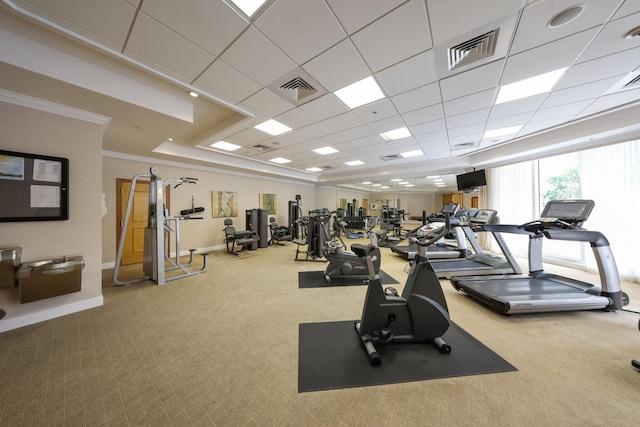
[384, 287, 399, 296]
[373, 328, 394, 344]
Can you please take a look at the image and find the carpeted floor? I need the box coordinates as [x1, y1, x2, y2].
[1, 238, 640, 426]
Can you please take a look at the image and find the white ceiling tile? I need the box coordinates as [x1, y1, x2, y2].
[349, 134, 386, 148]
[578, 87, 640, 117]
[510, 0, 619, 54]
[255, 0, 346, 64]
[445, 109, 490, 129]
[402, 104, 445, 126]
[224, 127, 271, 146]
[126, 12, 215, 81]
[391, 82, 441, 114]
[299, 94, 350, 121]
[579, 11, 640, 63]
[351, 0, 432, 72]
[613, 0, 640, 19]
[221, 26, 297, 86]
[447, 122, 485, 138]
[485, 112, 534, 130]
[352, 99, 398, 123]
[341, 125, 376, 140]
[500, 27, 599, 85]
[194, 59, 262, 104]
[440, 60, 504, 102]
[531, 99, 594, 122]
[411, 120, 446, 136]
[375, 50, 438, 97]
[21, 0, 135, 48]
[426, 0, 520, 45]
[327, 0, 406, 34]
[240, 88, 294, 117]
[323, 112, 365, 132]
[541, 76, 622, 109]
[302, 39, 370, 92]
[519, 115, 576, 135]
[274, 107, 318, 130]
[558, 46, 640, 88]
[443, 89, 495, 116]
[488, 94, 546, 120]
[367, 116, 406, 133]
[141, 0, 248, 56]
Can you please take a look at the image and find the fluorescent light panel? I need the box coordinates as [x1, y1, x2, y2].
[211, 141, 241, 151]
[400, 149, 423, 158]
[380, 127, 411, 141]
[312, 146, 338, 155]
[484, 125, 523, 139]
[226, 0, 268, 17]
[305, 167, 322, 172]
[496, 67, 568, 104]
[334, 76, 385, 109]
[345, 160, 364, 166]
[254, 119, 292, 136]
[269, 157, 291, 164]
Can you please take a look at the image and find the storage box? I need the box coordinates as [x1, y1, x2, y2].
[18, 256, 84, 303]
[0, 247, 21, 289]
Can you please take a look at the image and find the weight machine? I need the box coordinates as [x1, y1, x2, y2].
[113, 167, 208, 286]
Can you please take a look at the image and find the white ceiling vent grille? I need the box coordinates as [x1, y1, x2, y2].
[605, 71, 640, 94]
[454, 142, 476, 149]
[623, 74, 640, 89]
[252, 144, 272, 152]
[268, 68, 327, 106]
[381, 154, 400, 161]
[279, 77, 317, 101]
[320, 166, 335, 170]
[448, 29, 499, 71]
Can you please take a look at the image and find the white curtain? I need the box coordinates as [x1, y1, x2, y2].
[482, 160, 536, 255]
[578, 140, 640, 282]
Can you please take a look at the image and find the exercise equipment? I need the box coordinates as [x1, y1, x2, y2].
[633, 319, 640, 370]
[324, 217, 380, 282]
[354, 213, 453, 366]
[268, 217, 292, 245]
[114, 167, 208, 286]
[450, 199, 629, 315]
[223, 219, 260, 255]
[429, 208, 521, 279]
[293, 209, 331, 261]
[391, 203, 471, 260]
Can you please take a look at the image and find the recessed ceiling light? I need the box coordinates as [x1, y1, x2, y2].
[626, 26, 640, 39]
[372, 183, 381, 187]
[399, 181, 409, 185]
[225, 0, 269, 18]
[168, 138, 173, 141]
[548, 6, 584, 28]
[254, 119, 292, 136]
[312, 146, 338, 155]
[483, 125, 523, 139]
[306, 167, 323, 172]
[495, 68, 567, 104]
[211, 141, 241, 151]
[188, 91, 199, 98]
[400, 149, 424, 158]
[270, 157, 291, 164]
[334, 76, 385, 109]
[380, 127, 411, 141]
[427, 175, 440, 179]
[381, 186, 390, 189]
[345, 160, 364, 166]
[361, 181, 372, 184]
[405, 184, 415, 187]
[390, 178, 402, 182]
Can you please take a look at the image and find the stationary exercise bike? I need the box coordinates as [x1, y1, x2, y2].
[354, 206, 456, 366]
[633, 318, 640, 370]
[324, 216, 381, 282]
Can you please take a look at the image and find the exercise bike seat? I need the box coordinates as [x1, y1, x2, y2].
[351, 244, 377, 258]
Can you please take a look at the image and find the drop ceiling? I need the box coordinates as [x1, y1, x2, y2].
[1, 0, 640, 192]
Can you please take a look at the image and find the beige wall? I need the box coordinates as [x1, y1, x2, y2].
[101, 155, 316, 265]
[0, 101, 105, 331]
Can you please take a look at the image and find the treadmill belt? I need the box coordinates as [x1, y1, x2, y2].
[432, 260, 493, 271]
[459, 278, 595, 296]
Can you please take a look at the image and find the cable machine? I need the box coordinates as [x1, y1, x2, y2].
[113, 167, 208, 286]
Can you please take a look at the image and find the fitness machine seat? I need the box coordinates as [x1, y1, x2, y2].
[223, 219, 260, 255]
[268, 217, 292, 246]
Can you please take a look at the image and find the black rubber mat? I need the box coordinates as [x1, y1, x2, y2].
[298, 270, 399, 288]
[298, 320, 516, 392]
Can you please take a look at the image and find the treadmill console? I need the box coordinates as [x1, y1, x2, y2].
[540, 200, 595, 226]
[469, 209, 497, 225]
[441, 203, 459, 216]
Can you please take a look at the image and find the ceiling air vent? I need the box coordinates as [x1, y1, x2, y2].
[320, 166, 335, 170]
[380, 154, 400, 161]
[252, 144, 272, 152]
[454, 142, 476, 149]
[605, 71, 640, 94]
[268, 68, 327, 106]
[279, 77, 316, 101]
[447, 29, 499, 71]
[623, 74, 640, 89]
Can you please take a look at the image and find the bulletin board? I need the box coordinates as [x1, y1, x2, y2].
[0, 150, 69, 222]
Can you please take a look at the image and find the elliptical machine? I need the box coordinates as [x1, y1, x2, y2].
[354, 205, 457, 366]
[324, 216, 381, 282]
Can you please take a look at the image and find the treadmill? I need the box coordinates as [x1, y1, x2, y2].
[429, 208, 522, 279]
[450, 199, 629, 315]
[390, 203, 471, 260]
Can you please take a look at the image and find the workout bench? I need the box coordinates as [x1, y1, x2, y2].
[223, 219, 260, 255]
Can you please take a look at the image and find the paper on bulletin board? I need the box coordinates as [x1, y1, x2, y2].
[30, 185, 60, 208]
[32, 159, 62, 183]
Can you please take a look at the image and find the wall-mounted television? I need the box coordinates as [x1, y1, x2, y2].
[0, 149, 69, 222]
[456, 169, 486, 192]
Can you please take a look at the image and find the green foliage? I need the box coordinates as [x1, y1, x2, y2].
[542, 166, 580, 206]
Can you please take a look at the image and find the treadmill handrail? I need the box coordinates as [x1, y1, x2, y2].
[477, 223, 537, 236]
[543, 229, 610, 247]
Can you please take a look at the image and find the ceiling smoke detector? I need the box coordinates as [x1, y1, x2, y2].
[447, 29, 499, 71]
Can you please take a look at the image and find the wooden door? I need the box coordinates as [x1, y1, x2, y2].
[472, 196, 479, 208]
[116, 180, 150, 265]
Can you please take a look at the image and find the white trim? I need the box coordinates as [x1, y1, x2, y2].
[0, 296, 104, 333]
[0, 88, 111, 125]
[102, 150, 316, 187]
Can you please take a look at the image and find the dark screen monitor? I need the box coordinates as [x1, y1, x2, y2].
[456, 169, 486, 191]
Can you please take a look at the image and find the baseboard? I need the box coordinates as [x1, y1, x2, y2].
[0, 295, 104, 333]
